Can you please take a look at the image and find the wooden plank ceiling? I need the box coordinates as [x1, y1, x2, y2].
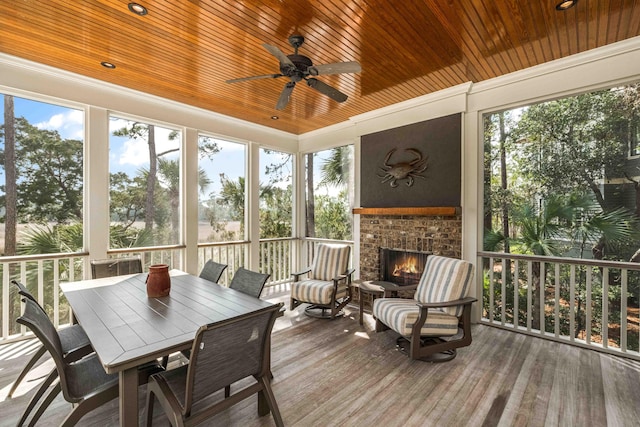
[1, 1, 639, 135]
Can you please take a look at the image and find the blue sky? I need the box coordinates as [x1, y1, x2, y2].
[1, 95, 344, 199]
[1, 96, 293, 197]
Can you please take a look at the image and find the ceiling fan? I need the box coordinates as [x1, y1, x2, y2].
[225, 35, 361, 110]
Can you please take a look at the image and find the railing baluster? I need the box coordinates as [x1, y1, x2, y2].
[2, 266, 9, 340]
[489, 257, 495, 323]
[53, 260, 60, 329]
[514, 259, 519, 329]
[554, 263, 560, 338]
[569, 264, 576, 342]
[621, 269, 627, 353]
[527, 260, 532, 332]
[540, 261, 546, 336]
[602, 267, 609, 349]
[37, 260, 44, 307]
[501, 257, 506, 325]
[586, 267, 592, 345]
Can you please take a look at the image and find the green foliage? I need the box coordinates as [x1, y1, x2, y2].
[314, 192, 351, 240]
[260, 185, 292, 238]
[513, 89, 628, 207]
[319, 146, 351, 188]
[2, 118, 83, 223]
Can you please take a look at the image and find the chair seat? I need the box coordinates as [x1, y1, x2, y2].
[65, 354, 119, 402]
[373, 298, 459, 337]
[291, 279, 348, 305]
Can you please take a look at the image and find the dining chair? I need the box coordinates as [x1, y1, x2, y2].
[9, 280, 93, 427]
[198, 260, 228, 284]
[90, 256, 143, 279]
[16, 297, 119, 426]
[229, 267, 270, 298]
[182, 267, 272, 397]
[145, 303, 285, 427]
[290, 243, 354, 319]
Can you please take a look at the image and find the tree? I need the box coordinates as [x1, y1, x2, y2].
[3, 95, 17, 256]
[11, 118, 83, 222]
[112, 122, 158, 232]
[109, 171, 146, 228]
[514, 89, 628, 209]
[319, 146, 351, 188]
[260, 185, 292, 238]
[306, 153, 315, 237]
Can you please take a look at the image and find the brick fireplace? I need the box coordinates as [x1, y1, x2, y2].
[356, 208, 462, 282]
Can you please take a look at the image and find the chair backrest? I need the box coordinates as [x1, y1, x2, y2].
[199, 260, 228, 284]
[16, 298, 74, 400]
[309, 243, 351, 281]
[11, 280, 38, 303]
[181, 303, 283, 416]
[90, 256, 143, 279]
[414, 255, 474, 316]
[229, 267, 270, 298]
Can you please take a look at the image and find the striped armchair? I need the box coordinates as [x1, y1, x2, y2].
[290, 243, 354, 319]
[372, 255, 476, 362]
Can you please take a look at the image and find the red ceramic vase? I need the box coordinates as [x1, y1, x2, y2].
[146, 264, 171, 297]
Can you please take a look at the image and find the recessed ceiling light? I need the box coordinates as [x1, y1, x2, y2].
[100, 61, 116, 69]
[271, 116, 279, 120]
[556, 0, 578, 11]
[128, 2, 148, 16]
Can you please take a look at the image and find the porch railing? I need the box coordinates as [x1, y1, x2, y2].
[479, 251, 640, 361]
[1, 252, 89, 342]
[0, 237, 354, 343]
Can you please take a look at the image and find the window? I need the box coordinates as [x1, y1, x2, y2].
[483, 84, 639, 261]
[259, 148, 293, 238]
[109, 116, 181, 247]
[304, 145, 354, 240]
[1, 94, 84, 257]
[197, 136, 245, 242]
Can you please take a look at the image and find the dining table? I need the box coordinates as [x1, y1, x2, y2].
[60, 269, 279, 427]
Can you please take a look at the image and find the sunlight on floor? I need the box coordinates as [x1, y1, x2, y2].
[0, 359, 51, 401]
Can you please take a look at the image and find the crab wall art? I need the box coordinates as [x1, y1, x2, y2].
[377, 148, 428, 187]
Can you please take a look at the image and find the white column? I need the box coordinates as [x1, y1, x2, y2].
[462, 109, 481, 322]
[85, 106, 110, 277]
[247, 142, 260, 270]
[183, 128, 199, 274]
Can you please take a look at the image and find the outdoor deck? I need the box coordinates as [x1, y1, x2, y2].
[1, 288, 640, 427]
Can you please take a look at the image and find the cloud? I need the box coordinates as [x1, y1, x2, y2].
[115, 125, 181, 168]
[36, 109, 84, 140]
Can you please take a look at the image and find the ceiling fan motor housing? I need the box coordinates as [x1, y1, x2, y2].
[282, 54, 314, 80]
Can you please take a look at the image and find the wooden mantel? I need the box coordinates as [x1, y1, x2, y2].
[352, 207, 460, 216]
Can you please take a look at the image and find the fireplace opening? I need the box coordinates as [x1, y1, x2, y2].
[379, 247, 431, 286]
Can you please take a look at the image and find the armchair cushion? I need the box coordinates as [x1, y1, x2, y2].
[414, 255, 474, 316]
[291, 279, 349, 305]
[372, 298, 459, 337]
[309, 243, 351, 281]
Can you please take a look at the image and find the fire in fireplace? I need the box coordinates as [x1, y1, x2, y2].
[379, 247, 431, 286]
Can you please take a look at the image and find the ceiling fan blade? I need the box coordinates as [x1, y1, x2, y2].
[309, 61, 362, 76]
[306, 78, 348, 103]
[276, 82, 296, 110]
[226, 74, 282, 83]
[262, 44, 295, 68]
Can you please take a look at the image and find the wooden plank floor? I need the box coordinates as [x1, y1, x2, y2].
[1, 289, 640, 426]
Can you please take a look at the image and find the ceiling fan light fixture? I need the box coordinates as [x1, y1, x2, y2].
[555, 0, 577, 10]
[128, 2, 148, 16]
[100, 61, 116, 69]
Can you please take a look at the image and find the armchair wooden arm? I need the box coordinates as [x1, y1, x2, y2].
[291, 268, 312, 281]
